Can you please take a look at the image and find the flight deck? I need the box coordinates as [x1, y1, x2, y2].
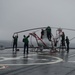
[0, 48, 75, 75]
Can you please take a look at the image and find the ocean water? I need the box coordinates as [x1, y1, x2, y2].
[0, 40, 75, 49]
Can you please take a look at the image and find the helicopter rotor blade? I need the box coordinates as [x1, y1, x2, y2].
[14, 26, 75, 34]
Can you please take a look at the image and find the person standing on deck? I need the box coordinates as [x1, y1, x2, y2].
[13, 34, 18, 52]
[46, 26, 51, 41]
[23, 35, 30, 56]
[61, 32, 65, 49]
[66, 36, 70, 53]
[41, 29, 44, 39]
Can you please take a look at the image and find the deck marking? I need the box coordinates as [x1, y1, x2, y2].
[0, 54, 63, 65]
[0, 65, 7, 69]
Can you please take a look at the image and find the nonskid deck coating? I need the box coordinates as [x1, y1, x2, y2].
[0, 48, 75, 75]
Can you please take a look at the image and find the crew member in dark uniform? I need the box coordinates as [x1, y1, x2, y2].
[66, 36, 70, 53]
[23, 35, 30, 56]
[41, 29, 44, 39]
[13, 34, 18, 52]
[46, 26, 51, 41]
[61, 32, 65, 49]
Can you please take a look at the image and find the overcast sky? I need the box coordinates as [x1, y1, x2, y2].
[0, 0, 75, 42]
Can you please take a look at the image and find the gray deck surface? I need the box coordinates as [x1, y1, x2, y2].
[0, 48, 75, 75]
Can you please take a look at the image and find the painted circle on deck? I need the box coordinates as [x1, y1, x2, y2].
[0, 54, 63, 66]
[0, 65, 7, 69]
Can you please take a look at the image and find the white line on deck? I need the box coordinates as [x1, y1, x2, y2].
[0, 54, 63, 65]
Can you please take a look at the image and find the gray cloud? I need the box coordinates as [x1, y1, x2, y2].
[0, 0, 75, 41]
